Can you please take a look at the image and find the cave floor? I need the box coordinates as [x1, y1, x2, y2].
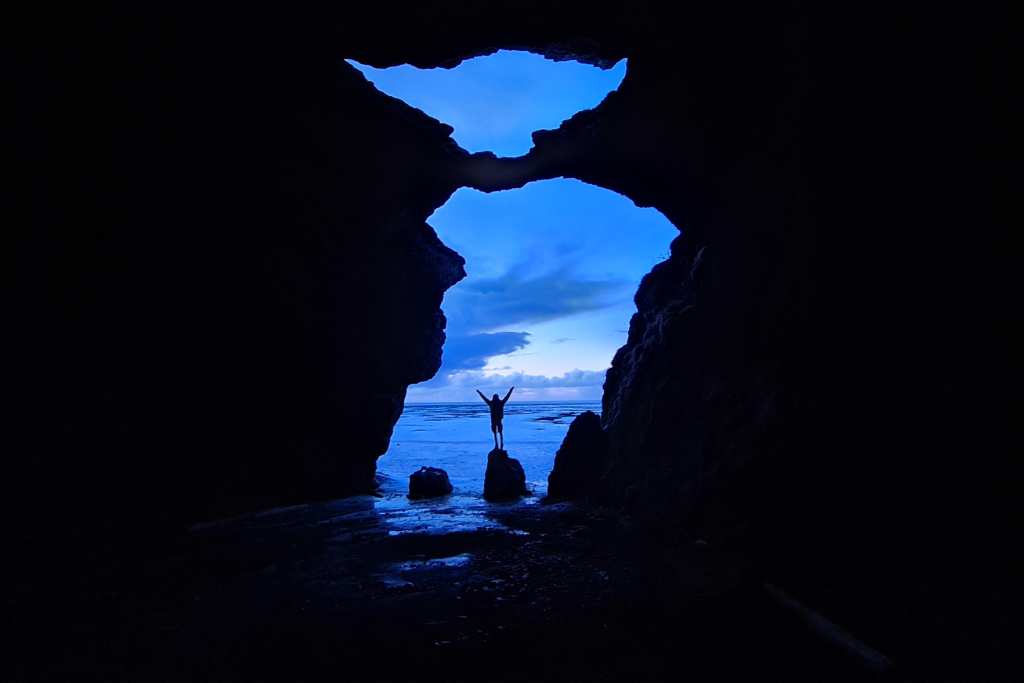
[48, 497, 886, 682]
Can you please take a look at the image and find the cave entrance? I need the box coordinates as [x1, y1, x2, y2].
[383, 179, 676, 502]
[349, 50, 676, 503]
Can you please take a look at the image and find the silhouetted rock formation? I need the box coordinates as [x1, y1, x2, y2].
[12, 6, 1015, 678]
[483, 449, 528, 501]
[11, 20, 468, 535]
[408, 466, 453, 499]
[546, 411, 607, 501]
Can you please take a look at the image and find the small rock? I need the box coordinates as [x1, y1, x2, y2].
[546, 411, 607, 501]
[408, 466, 453, 499]
[483, 449, 528, 501]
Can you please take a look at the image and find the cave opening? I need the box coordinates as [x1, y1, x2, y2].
[347, 49, 627, 156]
[349, 50, 677, 504]
[379, 178, 677, 507]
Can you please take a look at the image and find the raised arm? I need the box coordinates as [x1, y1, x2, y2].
[476, 389, 490, 404]
[501, 386, 515, 404]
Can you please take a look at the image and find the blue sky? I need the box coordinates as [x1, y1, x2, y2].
[348, 51, 678, 402]
[348, 51, 627, 156]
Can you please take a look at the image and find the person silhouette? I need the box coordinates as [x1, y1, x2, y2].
[477, 386, 514, 449]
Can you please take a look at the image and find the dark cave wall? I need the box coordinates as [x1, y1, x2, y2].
[10, 2, 654, 541]
[11, 13, 472, 546]
[13, 5, 1015, 665]
[345, 2, 1016, 670]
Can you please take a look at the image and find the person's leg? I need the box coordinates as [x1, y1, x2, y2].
[491, 424, 498, 449]
[497, 422, 504, 449]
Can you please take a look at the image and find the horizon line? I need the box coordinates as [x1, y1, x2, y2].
[405, 399, 602, 405]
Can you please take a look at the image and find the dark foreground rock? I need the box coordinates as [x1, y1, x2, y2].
[32, 497, 885, 682]
[408, 466, 453, 499]
[547, 411, 608, 502]
[483, 449, 528, 501]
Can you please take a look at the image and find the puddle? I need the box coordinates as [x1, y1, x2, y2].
[392, 553, 474, 572]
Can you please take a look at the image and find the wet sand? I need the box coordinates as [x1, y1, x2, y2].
[27, 493, 883, 682]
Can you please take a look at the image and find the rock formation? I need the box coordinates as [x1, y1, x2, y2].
[11, 5, 1015, 675]
[483, 449, 528, 501]
[546, 411, 607, 502]
[408, 466, 454, 499]
[11, 20, 469, 535]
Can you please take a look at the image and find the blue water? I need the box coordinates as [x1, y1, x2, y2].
[372, 401, 600, 533]
[192, 402, 602, 557]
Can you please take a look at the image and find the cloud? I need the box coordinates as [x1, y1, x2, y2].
[407, 368, 609, 403]
[420, 261, 626, 395]
[441, 332, 530, 371]
[444, 264, 630, 333]
[475, 369, 608, 389]
[416, 332, 530, 388]
[439, 368, 608, 390]
[551, 337, 575, 344]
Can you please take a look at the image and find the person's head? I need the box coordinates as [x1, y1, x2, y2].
[492, 393, 500, 402]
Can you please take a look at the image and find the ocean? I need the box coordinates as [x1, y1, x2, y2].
[373, 400, 600, 533]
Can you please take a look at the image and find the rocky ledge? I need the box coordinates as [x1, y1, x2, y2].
[483, 449, 528, 501]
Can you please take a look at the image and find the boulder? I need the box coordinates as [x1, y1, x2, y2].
[408, 466, 453, 499]
[546, 411, 608, 501]
[483, 449, 528, 501]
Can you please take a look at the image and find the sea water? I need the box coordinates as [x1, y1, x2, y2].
[191, 402, 603, 557]
[373, 401, 600, 533]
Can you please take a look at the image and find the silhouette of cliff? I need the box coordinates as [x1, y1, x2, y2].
[10, 4, 1016, 678]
